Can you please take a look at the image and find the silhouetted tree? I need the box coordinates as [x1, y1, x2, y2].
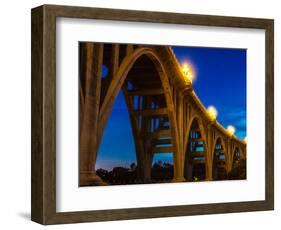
[130, 162, 136, 171]
[151, 161, 173, 181]
[96, 168, 109, 181]
[96, 161, 174, 185]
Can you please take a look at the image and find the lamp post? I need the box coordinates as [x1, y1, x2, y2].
[182, 63, 193, 83]
[207, 105, 218, 121]
[227, 125, 236, 136]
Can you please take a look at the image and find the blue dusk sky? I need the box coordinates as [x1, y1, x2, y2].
[95, 46, 246, 170]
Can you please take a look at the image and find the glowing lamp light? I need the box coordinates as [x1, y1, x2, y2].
[227, 125, 236, 136]
[181, 63, 193, 83]
[207, 106, 218, 121]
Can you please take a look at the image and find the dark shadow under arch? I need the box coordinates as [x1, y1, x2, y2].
[184, 117, 207, 181]
[96, 47, 179, 183]
[228, 146, 246, 180]
[212, 137, 227, 180]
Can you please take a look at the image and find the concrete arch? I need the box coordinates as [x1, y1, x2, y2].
[228, 145, 246, 180]
[212, 135, 228, 180]
[184, 113, 208, 155]
[99, 48, 172, 121]
[97, 47, 181, 180]
[212, 135, 227, 160]
[230, 145, 242, 168]
[232, 145, 242, 159]
[183, 115, 208, 181]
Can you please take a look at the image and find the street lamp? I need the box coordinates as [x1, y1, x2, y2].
[227, 125, 236, 136]
[207, 105, 218, 121]
[181, 63, 193, 83]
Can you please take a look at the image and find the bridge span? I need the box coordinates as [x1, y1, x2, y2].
[79, 43, 246, 186]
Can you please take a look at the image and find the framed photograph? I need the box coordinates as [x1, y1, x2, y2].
[31, 4, 274, 225]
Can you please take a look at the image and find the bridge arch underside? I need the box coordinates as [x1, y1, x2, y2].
[184, 117, 207, 182]
[212, 137, 228, 180]
[97, 48, 179, 183]
[232, 147, 241, 167]
[228, 146, 246, 180]
[122, 55, 175, 181]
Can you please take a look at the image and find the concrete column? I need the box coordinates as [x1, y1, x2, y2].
[173, 161, 185, 182]
[205, 159, 213, 181]
[173, 91, 185, 182]
[173, 135, 185, 182]
[79, 43, 104, 186]
[185, 160, 193, 181]
[225, 138, 233, 177]
[172, 91, 185, 182]
[205, 123, 213, 181]
[134, 147, 151, 182]
[142, 153, 153, 181]
[177, 92, 184, 155]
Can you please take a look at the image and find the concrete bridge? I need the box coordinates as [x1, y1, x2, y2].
[79, 43, 246, 186]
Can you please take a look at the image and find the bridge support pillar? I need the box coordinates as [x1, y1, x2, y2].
[79, 43, 104, 186]
[184, 160, 193, 181]
[174, 171, 184, 182]
[206, 123, 214, 181]
[226, 162, 232, 179]
[173, 154, 185, 182]
[143, 157, 153, 182]
[137, 152, 153, 182]
[205, 161, 213, 181]
[225, 139, 232, 178]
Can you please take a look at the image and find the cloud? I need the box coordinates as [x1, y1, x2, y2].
[218, 108, 246, 139]
[224, 110, 246, 119]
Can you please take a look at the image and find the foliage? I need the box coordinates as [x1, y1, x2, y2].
[96, 161, 174, 185]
